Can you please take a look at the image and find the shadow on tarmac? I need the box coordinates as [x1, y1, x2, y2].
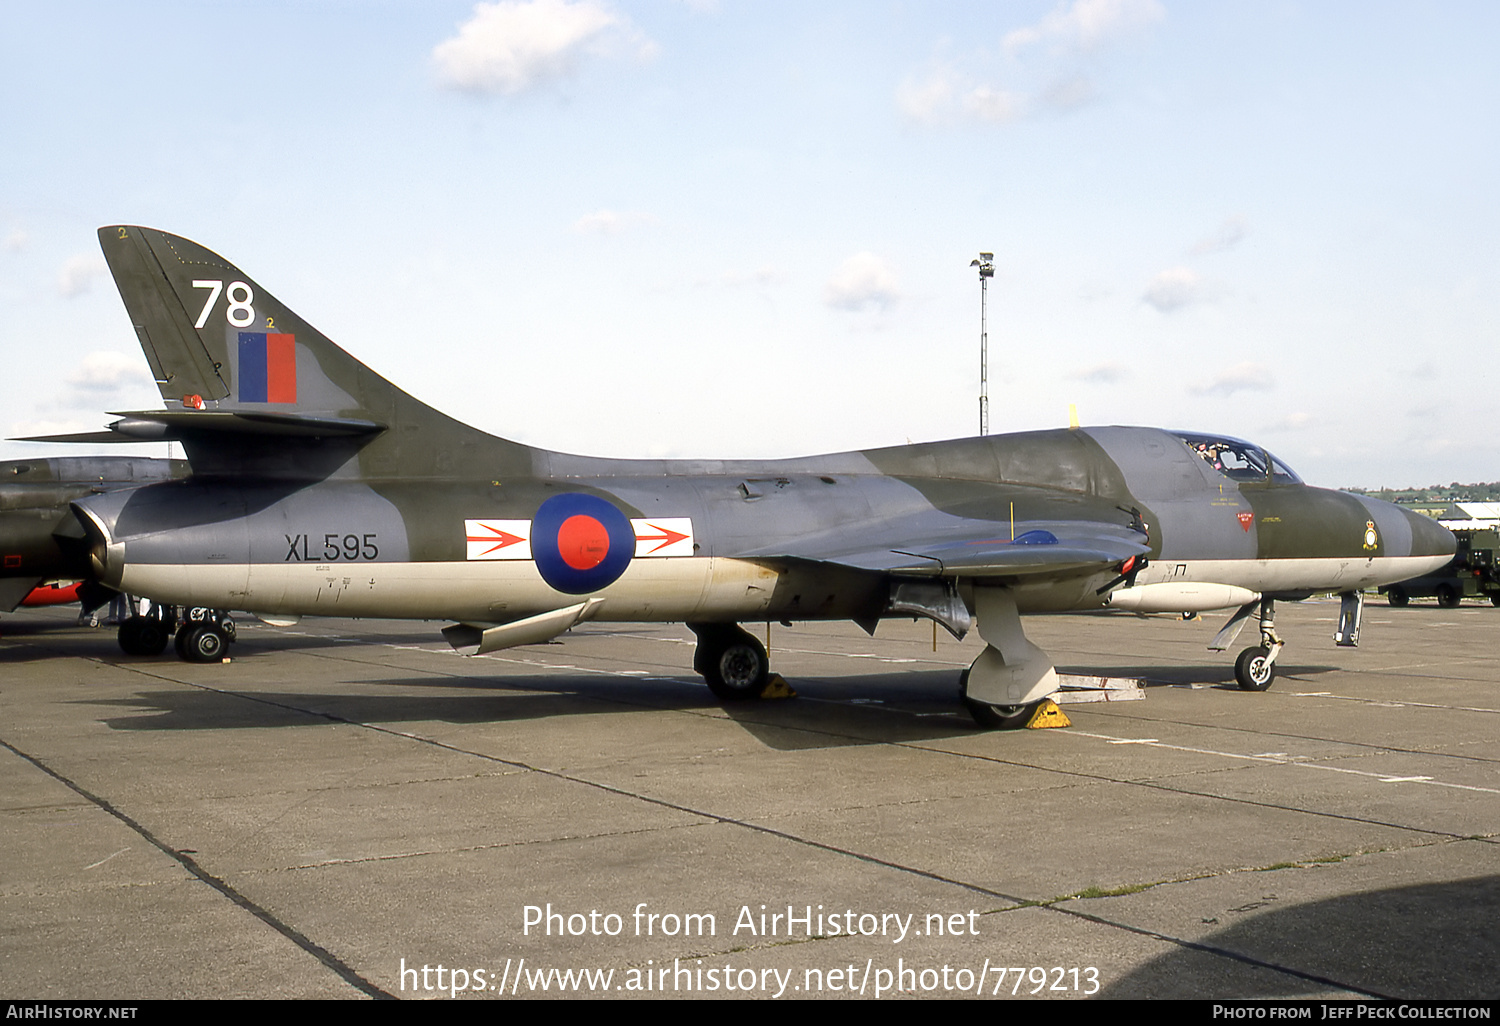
[85, 669, 1005, 746]
[1095, 875, 1500, 999]
[80, 654, 1338, 751]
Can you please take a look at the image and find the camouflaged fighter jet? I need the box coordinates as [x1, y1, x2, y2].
[39, 226, 1455, 727]
[0, 456, 187, 620]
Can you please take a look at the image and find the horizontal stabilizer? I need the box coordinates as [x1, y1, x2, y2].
[108, 410, 386, 438]
[12, 431, 137, 444]
[16, 411, 385, 446]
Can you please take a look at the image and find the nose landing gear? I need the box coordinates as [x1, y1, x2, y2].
[1233, 598, 1282, 691]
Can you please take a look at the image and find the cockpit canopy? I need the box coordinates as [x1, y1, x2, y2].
[1174, 432, 1302, 485]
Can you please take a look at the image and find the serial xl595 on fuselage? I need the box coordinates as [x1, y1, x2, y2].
[38, 227, 1455, 726]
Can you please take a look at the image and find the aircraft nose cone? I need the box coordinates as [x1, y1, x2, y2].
[1354, 495, 1455, 580]
[1362, 495, 1452, 564]
[1402, 506, 1456, 561]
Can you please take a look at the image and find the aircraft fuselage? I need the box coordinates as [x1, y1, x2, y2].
[73, 426, 1452, 626]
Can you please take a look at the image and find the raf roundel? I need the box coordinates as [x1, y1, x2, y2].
[531, 493, 635, 594]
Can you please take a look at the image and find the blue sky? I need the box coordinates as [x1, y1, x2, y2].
[3, 1, 1497, 488]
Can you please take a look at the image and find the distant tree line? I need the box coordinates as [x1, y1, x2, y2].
[1343, 483, 1500, 504]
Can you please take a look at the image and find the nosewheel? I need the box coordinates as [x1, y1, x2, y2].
[1234, 645, 1276, 691]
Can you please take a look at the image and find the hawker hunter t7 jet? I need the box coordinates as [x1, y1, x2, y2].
[37, 226, 1454, 726]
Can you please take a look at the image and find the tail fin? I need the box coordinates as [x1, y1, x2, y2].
[97, 226, 533, 479]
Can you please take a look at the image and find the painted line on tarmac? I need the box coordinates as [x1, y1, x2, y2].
[1067, 730, 1500, 796]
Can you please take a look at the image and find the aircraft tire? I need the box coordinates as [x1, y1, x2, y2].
[702, 631, 769, 701]
[178, 624, 228, 663]
[121, 617, 169, 657]
[117, 618, 144, 656]
[1386, 587, 1408, 608]
[958, 668, 1037, 729]
[1234, 646, 1276, 691]
[137, 620, 169, 656]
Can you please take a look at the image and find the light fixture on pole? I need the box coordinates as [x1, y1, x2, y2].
[969, 252, 994, 435]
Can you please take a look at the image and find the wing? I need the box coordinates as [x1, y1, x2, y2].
[739, 510, 1148, 578]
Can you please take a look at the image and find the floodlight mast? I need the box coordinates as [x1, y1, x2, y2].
[970, 252, 994, 435]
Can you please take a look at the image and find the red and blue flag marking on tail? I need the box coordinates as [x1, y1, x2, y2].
[237, 332, 297, 403]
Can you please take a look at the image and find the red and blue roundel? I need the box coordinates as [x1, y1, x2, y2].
[532, 493, 635, 595]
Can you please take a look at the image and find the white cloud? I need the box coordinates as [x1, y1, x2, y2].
[1069, 362, 1129, 384]
[1141, 266, 1202, 312]
[57, 253, 106, 298]
[433, 0, 654, 96]
[67, 351, 149, 394]
[1268, 412, 1315, 431]
[570, 209, 653, 235]
[1193, 362, 1274, 397]
[706, 265, 786, 289]
[1191, 215, 1249, 256]
[963, 86, 1025, 125]
[3, 229, 27, 253]
[900, 68, 1029, 127]
[1003, 0, 1166, 57]
[896, 65, 959, 124]
[824, 253, 900, 312]
[1038, 75, 1096, 112]
[899, 0, 1160, 128]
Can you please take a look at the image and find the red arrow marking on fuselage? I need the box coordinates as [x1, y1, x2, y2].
[635, 524, 689, 554]
[467, 524, 526, 557]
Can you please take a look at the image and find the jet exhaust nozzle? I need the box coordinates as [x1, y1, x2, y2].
[69, 503, 125, 589]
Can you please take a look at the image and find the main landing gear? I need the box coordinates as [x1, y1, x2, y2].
[116, 602, 236, 663]
[688, 622, 771, 700]
[958, 667, 1043, 729]
[689, 597, 1063, 729]
[959, 586, 1059, 729]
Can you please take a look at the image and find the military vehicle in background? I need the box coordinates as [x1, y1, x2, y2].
[1381, 526, 1500, 607]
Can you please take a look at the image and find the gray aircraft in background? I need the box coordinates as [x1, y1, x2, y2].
[0, 456, 186, 620]
[29, 226, 1454, 726]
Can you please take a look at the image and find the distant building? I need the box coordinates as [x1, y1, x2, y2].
[1437, 502, 1500, 531]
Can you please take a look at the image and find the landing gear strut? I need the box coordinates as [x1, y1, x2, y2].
[1234, 598, 1282, 691]
[688, 623, 770, 700]
[960, 586, 1059, 728]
